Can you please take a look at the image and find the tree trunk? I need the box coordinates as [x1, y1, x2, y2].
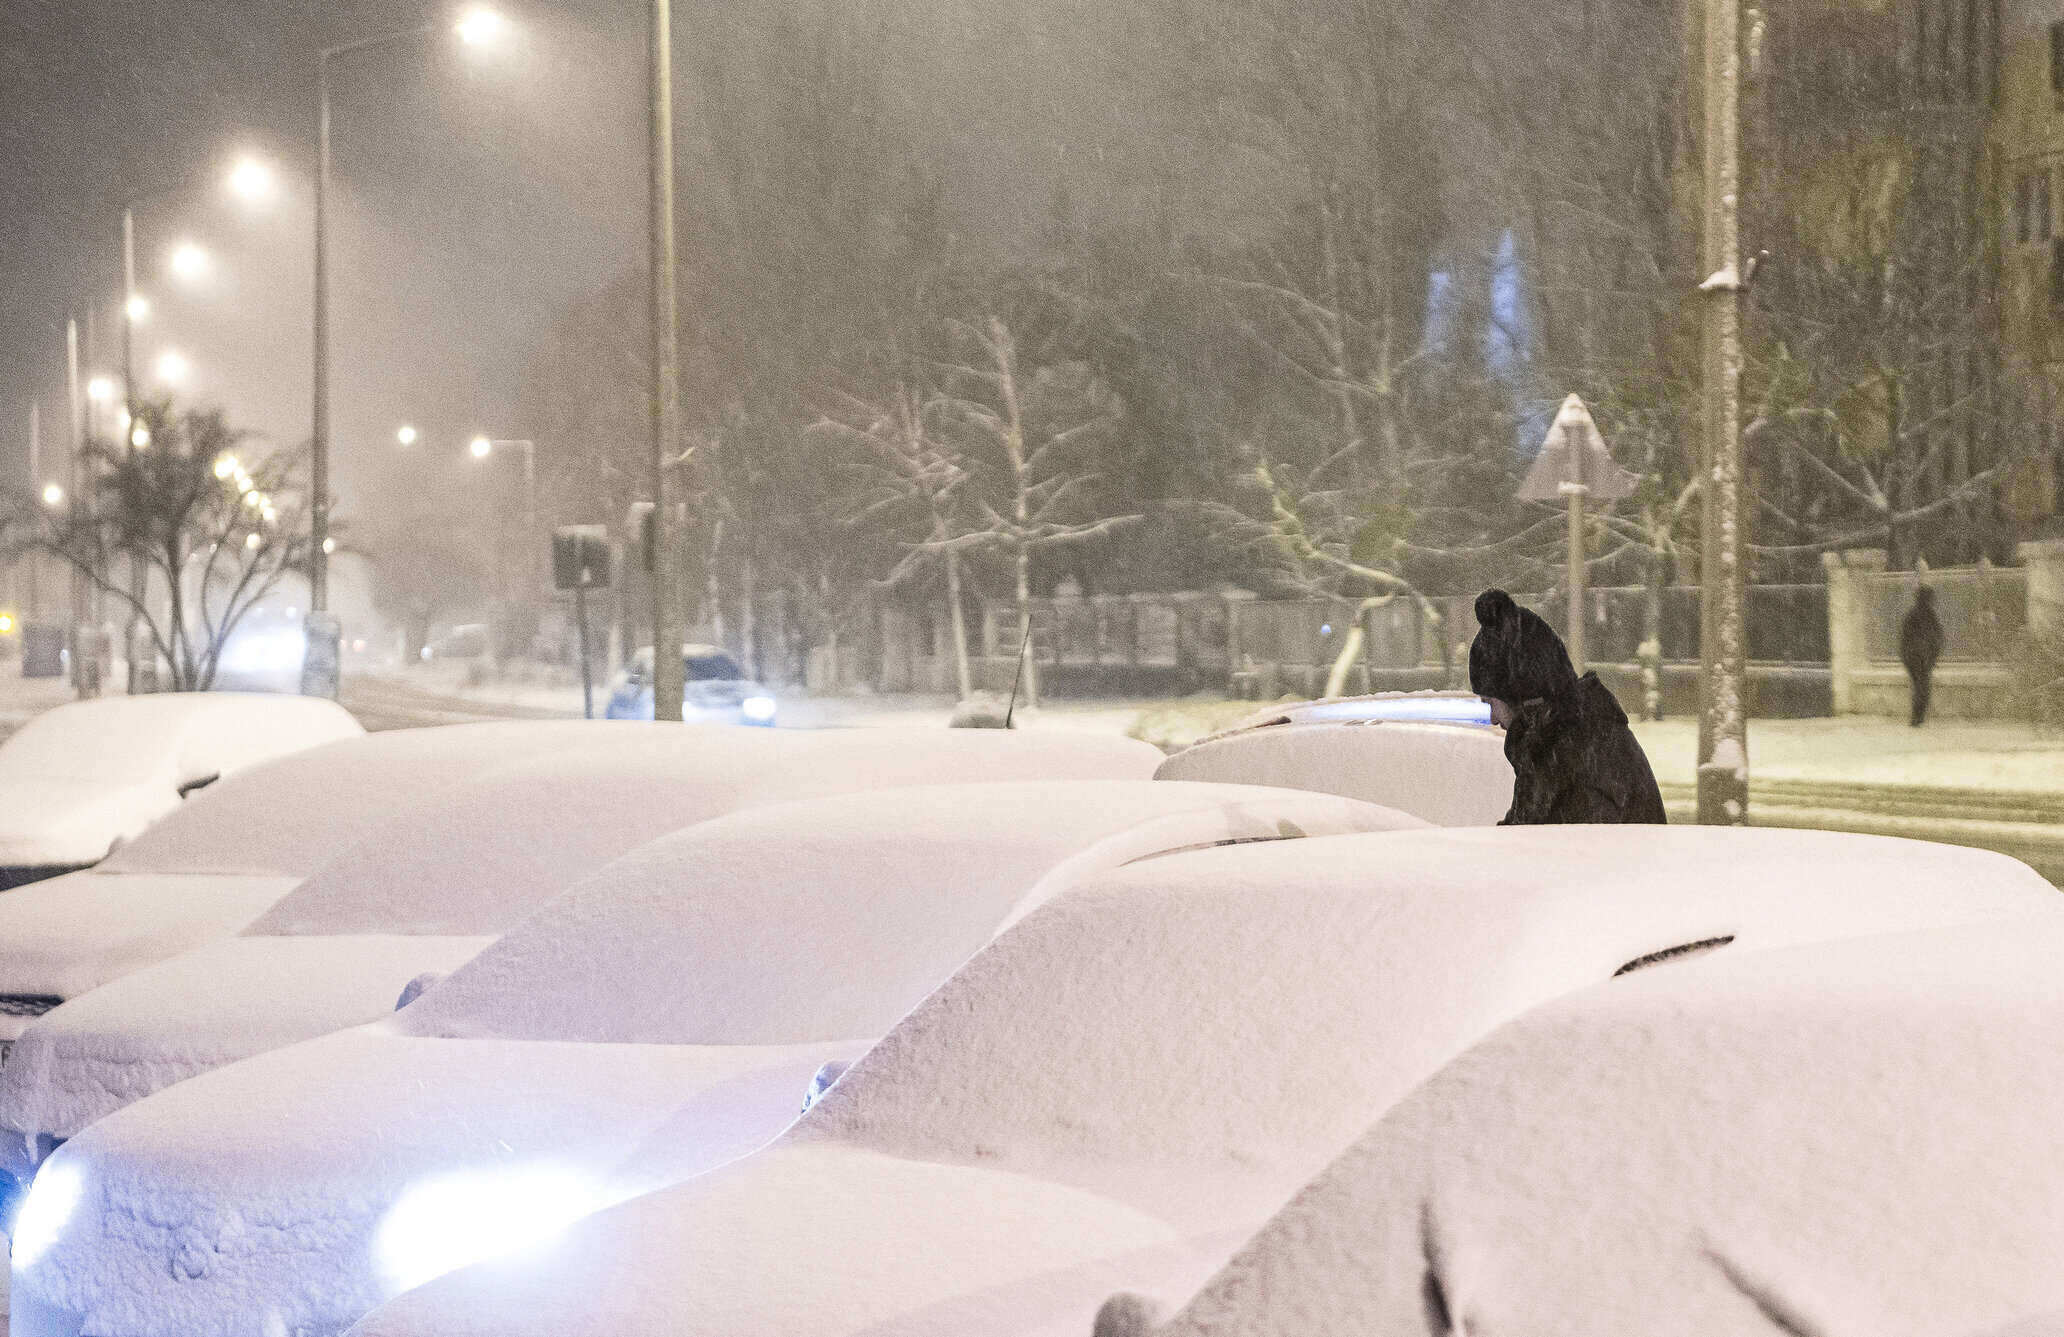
[704, 517, 727, 648]
[1014, 541, 1039, 710]
[991, 317, 1039, 710]
[1324, 615, 1367, 698]
[1641, 549, 1666, 721]
[945, 547, 973, 700]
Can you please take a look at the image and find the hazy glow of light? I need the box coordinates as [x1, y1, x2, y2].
[125, 295, 150, 324]
[245, 532, 261, 549]
[41, 483, 64, 507]
[169, 241, 210, 282]
[227, 156, 277, 204]
[86, 376, 116, 403]
[213, 454, 239, 480]
[396, 424, 419, 447]
[375, 1165, 604, 1295]
[0, 613, 14, 635]
[130, 424, 151, 448]
[13, 1160, 86, 1271]
[155, 350, 191, 386]
[323, 537, 338, 555]
[742, 694, 777, 722]
[469, 435, 493, 459]
[455, 7, 508, 47]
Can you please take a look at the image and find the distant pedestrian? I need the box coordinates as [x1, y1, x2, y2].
[1900, 586, 1945, 728]
[1470, 589, 1667, 825]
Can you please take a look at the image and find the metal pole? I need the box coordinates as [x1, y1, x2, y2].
[1697, 0, 1750, 825]
[1566, 428, 1588, 675]
[575, 574, 594, 719]
[27, 402, 40, 621]
[647, 0, 685, 722]
[65, 316, 100, 699]
[301, 55, 342, 699]
[121, 207, 152, 692]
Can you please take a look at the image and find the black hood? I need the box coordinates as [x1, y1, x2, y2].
[1469, 589, 1580, 705]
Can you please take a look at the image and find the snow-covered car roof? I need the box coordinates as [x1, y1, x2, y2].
[1156, 718, 1511, 825]
[6, 784, 1420, 1337]
[97, 722, 666, 880]
[0, 693, 362, 871]
[395, 780, 1425, 1047]
[332, 827, 2056, 1337]
[245, 727, 1163, 937]
[1216, 690, 1493, 734]
[1145, 914, 2064, 1337]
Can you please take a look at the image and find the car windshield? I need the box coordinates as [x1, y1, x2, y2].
[685, 652, 744, 682]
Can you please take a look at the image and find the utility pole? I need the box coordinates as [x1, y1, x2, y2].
[66, 315, 102, 699]
[120, 206, 157, 694]
[647, 0, 685, 722]
[27, 402, 40, 621]
[1697, 0, 1750, 825]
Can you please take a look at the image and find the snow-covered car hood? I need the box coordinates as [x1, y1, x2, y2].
[0, 872, 301, 1033]
[344, 1144, 1247, 1337]
[0, 935, 489, 1142]
[17, 1029, 858, 1337]
[0, 779, 168, 871]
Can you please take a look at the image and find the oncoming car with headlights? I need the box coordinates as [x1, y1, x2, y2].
[604, 645, 777, 725]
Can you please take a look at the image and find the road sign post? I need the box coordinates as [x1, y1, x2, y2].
[1518, 394, 1637, 674]
[554, 526, 612, 720]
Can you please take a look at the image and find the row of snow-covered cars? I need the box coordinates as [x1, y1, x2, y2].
[0, 691, 2060, 1337]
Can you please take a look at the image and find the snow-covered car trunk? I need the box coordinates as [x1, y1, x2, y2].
[5, 782, 1416, 1337]
[1137, 915, 2064, 1337]
[0, 729, 1164, 1159]
[326, 826, 2056, 1337]
[1154, 718, 1512, 825]
[0, 722, 663, 1050]
[0, 694, 362, 886]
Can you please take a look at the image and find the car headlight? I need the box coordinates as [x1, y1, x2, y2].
[13, 1159, 85, 1270]
[374, 1165, 605, 1295]
[742, 694, 777, 722]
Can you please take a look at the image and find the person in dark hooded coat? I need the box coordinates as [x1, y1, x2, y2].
[1470, 588, 1667, 825]
[1899, 586, 1945, 728]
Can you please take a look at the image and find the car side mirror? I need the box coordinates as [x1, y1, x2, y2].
[177, 773, 221, 800]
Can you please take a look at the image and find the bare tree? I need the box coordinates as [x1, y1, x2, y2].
[1, 402, 310, 691]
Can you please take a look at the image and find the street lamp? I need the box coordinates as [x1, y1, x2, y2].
[306, 10, 509, 698]
[155, 350, 190, 386]
[471, 436, 539, 626]
[168, 241, 210, 283]
[396, 424, 419, 447]
[469, 434, 493, 459]
[124, 294, 150, 325]
[41, 484, 63, 508]
[456, 7, 509, 46]
[226, 155, 277, 205]
[86, 377, 115, 404]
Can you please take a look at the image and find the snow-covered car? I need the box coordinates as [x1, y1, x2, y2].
[4, 781, 1420, 1337]
[603, 645, 777, 725]
[0, 694, 363, 889]
[1127, 914, 2064, 1337]
[0, 722, 639, 1057]
[321, 826, 2055, 1337]
[1156, 693, 1510, 825]
[0, 726, 1163, 1190]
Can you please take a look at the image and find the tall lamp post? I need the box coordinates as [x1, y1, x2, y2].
[470, 436, 538, 642]
[647, 0, 685, 723]
[304, 7, 507, 699]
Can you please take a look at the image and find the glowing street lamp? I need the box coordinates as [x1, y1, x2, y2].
[41, 483, 64, 508]
[168, 241, 211, 283]
[455, 7, 508, 46]
[86, 376, 115, 404]
[469, 435, 493, 459]
[227, 155, 277, 205]
[130, 423, 152, 449]
[396, 424, 419, 447]
[155, 350, 191, 386]
[125, 294, 150, 325]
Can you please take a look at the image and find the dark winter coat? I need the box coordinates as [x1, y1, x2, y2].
[1500, 673, 1669, 825]
[1900, 588, 1945, 676]
[1469, 588, 1667, 826]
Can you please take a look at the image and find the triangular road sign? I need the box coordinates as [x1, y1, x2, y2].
[1518, 394, 1640, 502]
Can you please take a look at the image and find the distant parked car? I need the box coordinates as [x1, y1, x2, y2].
[2, 782, 1418, 1337]
[0, 727, 1162, 1201]
[604, 644, 776, 725]
[0, 694, 363, 890]
[1130, 913, 2064, 1337]
[1157, 692, 1510, 825]
[318, 826, 2055, 1337]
